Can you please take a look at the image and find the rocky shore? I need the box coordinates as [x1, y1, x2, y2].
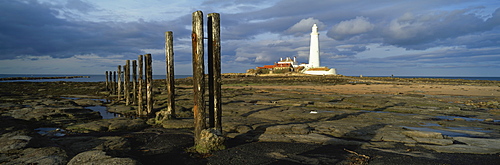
[1, 75, 499, 164]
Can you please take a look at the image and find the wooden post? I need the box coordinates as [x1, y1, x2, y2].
[113, 71, 116, 94]
[165, 31, 175, 119]
[208, 14, 214, 128]
[132, 60, 137, 105]
[208, 13, 222, 131]
[137, 55, 145, 116]
[117, 65, 122, 100]
[125, 60, 131, 105]
[192, 10, 206, 144]
[105, 71, 109, 91]
[145, 54, 153, 115]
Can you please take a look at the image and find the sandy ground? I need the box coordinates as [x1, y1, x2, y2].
[225, 84, 500, 97]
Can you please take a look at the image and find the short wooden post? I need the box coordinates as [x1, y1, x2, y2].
[105, 71, 109, 91]
[117, 65, 122, 100]
[137, 55, 144, 116]
[145, 54, 153, 115]
[208, 13, 222, 131]
[132, 60, 137, 105]
[165, 31, 175, 119]
[192, 10, 206, 144]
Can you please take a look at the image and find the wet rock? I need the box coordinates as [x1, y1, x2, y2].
[403, 131, 444, 139]
[55, 136, 131, 157]
[67, 150, 141, 165]
[107, 105, 135, 115]
[264, 124, 311, 134]
[72, 99, 102, 106]
[160, 118, 194, 129]
[379, 132, 417, 144]
[4, 147, 68, 165]
[411, 137, 454, 145]
[420, 144, 500, 154]
[256, 133, 362, 145]
[484, 118, 494, 122]
[453, 137, 500, 150]
[0, 133, 32, 152]
[66, 118, 147, 133]
[235, 125, 253, 133]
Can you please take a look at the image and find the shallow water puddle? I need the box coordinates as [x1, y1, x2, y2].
[35, 127, 66, 137]
[435, 115, 499, 122]
[61, 97, 118, 119]
[85, 105, 117, 119]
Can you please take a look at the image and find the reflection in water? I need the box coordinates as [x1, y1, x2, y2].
[85, 105, 117, 119]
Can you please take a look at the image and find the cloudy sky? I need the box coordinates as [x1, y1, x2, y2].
[1, 0, 499, 76]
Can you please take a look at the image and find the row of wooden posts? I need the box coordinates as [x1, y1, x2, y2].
[104, 11, 222, 146]
[104, 53, 153, 116]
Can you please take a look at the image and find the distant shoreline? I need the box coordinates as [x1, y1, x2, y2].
[0, 76, 89, 81]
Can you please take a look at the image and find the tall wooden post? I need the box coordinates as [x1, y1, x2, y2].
[165, 31, 175, 119]
[105, 71, 109, 91]
[208, 13, 222, 131]
[192, 10, 206, 144]
[117, 65, 122, 100]
[137, 55, 145, 116]
[145, 54, 153, 115]
[125, 60, 131, 105]
[113, 71, 116, 94]
[132, 60, 137, 105]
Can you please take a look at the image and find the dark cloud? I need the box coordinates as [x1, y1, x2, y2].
[1, 0, 499, 76]
[0, 0, 167, 60]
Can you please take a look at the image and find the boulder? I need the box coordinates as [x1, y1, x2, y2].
[196, 128, 225, 153]
[67, 150, 140, 165]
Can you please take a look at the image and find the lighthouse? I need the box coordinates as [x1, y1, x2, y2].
[308, 24, 320, 68]
[301, 23, 337, 75]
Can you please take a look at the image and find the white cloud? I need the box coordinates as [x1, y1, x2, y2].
[286, 17, 325, 36]
[327, 16, 374, 40]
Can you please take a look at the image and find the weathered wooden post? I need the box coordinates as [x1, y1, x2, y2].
[113, 71, 116, 94]
[117, 65, 122, 100]
[192, 11, 206, 144]
[105, 71, 109, 91]
[109, 71, 114, 94]
[125, 60, 131, 105]
[145, 54, 153, 115]
[137, 55, 145, 116]
[132, 60, 137, 105]
[157, 31, 176, 121]
[208, 13, 222, 131]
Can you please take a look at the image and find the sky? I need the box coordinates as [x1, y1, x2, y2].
[1, 0, 499, 77]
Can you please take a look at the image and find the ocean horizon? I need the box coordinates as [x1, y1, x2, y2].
[0, 74, 192, 82]
[1, 74, 499, 82]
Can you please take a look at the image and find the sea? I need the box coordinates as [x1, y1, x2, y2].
[0, 74, 499, 82]
[0, 74, 192, 82]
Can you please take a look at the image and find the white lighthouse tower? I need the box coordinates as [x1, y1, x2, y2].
[301, 23, 337, 75]
[308, 24, 320, 68]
